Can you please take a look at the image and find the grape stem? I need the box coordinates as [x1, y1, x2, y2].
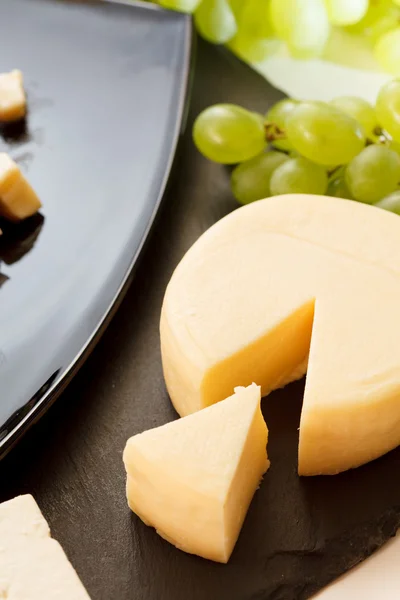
[373, 126, 387, 139]
[366, 128, 393, 146]
[327, 165, 342, 179]
[264, 121, 287, 142]
[372, 127, 392, 146]
[264, 124, 394, 173]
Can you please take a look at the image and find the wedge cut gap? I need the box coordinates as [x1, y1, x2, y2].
[201, 299, 315, 409]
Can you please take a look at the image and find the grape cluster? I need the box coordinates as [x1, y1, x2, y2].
[193, 79, 400, 215]
[151, 0, 400, 76]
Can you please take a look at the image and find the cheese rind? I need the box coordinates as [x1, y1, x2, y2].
[0, 153, 41, 221]
[123, 384, 269, 563]
[0, 70, 26, 122]
[161, 194, 400, 475]
[0, 494, 91, 599]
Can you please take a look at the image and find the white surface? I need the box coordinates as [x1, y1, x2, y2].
[257, 56, 388, 102]
[254, 36, 389, 102]
[313, 532, 400, 598]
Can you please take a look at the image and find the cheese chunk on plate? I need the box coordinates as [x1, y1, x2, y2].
[0, 494, 90, 598]
[123, 383, 269, 563]
[0, 153, 41, 221]
[0, 70, 26, 122]
[161, 194, 400, 475]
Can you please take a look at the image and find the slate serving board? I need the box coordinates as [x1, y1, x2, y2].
[1, 28, 400, 600]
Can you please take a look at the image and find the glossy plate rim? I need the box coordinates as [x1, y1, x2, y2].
[0, 0, 193, 459]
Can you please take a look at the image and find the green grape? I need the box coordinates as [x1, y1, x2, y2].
[252, 112, 266, 127]
[375, 191, 400, 214]
[231, 151, 290, 204]
[330, 96, 378, 138]
[376, 80, 400, 144]
[388, 140, 400, 155]
[193, 104, 266, 164]
[345, 145, 400, 204]
[374, 28, 400, 76]
[227, 0, 280, 63]
[347, 0, 399, 41]
[322, 28, 378, 71]
[265, 99, 299, 151]
[325, 0, 368, 26]
[194, 0, 237, 44]
[269, 0, 330, 58]
[327, 173, 353, 199]
[228, 0, 243, 18]
[286, 102, 365, 166]
[228, 34, 280, 63]
[158, 0, 201, 12]
[269, 157, 328, 196]
[239, 0, 275, 39]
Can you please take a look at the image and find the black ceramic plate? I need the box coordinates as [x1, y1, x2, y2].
[0, 0, 192, 457]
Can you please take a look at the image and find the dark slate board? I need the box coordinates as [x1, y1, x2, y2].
[1, 34, 400, 600]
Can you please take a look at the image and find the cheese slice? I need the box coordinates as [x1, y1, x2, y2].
[161, 194, 400, 475]
[0, 70, 26, 122]
[0, 153, 42, 221]
[123, 383, 269, 563]
[0, 494, 90, 598]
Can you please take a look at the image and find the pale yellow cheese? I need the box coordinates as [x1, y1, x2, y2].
[123, 383, 269, 563]
[0, 494, 91, 599]
[0, 153, 41, 221]
[0, 70, 26, 122]
[160, 194, 400, 475]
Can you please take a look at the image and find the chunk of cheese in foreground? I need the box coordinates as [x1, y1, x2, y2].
[123, 384, 269, 563]
[0, 70, 26, 122]
[161, 194, 400, 475]
[0, 153, 41, 221]
[0, 494, 90, 598]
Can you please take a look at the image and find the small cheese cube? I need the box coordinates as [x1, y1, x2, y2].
[0, 70, 26, 122]
[0, 153, 41, 221]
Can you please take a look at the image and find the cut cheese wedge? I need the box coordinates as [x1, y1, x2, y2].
[0, 494, 90, 598]
[0, 70, 26, 122]
[123, 383, 269, 563]
[161, 194, 400, 475]
[0, 153, 42, 221]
